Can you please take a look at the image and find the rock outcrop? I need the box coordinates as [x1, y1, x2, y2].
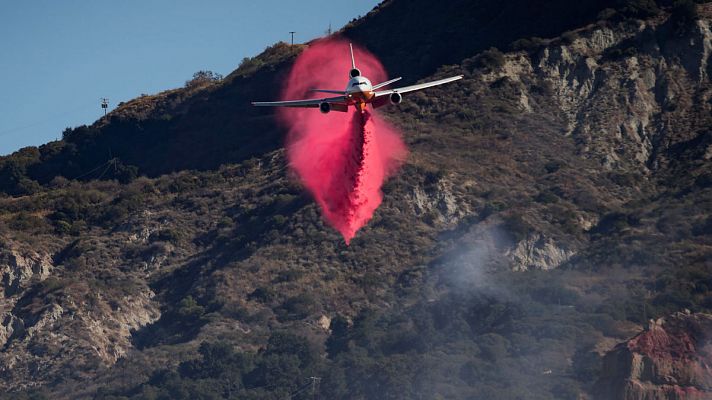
[505, 233, 576, 271]
[410, 177, 471, 225]
[595, 312, 712, 400]
[477, 8, 712, 185]
[0, 245, 53, 297]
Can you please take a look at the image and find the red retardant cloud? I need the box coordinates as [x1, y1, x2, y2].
[278, 38, 407, 244]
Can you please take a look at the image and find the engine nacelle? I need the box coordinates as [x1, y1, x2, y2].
[319, 102, 331, 114]
[349, 68, 361, 78]
[390, 92, 403, 105]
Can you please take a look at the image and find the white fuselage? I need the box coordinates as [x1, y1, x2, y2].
[345, 76, 373, 94]
[345, 76, 374, 110]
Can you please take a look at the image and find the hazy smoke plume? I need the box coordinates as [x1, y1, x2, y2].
[279, 39, 406, 243]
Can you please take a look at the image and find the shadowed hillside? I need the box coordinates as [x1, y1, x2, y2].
[0, 0, 625, 195]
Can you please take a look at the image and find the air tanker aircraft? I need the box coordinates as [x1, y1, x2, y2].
[252, 44, 463, 113]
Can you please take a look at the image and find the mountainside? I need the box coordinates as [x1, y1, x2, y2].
[0, 0, 622, 192]
[0, 1, 711, 399]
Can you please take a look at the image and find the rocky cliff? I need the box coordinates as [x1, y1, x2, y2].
[596, 312, 712, 400]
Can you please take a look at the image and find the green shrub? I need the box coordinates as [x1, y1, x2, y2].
[69, 220, 87, 236]
[598, 8, 618, 20]
[478, 333, 509, 362]
[544, 160, 562, 174]
[217, 217, 233, 229]
[560, 31, 578, 44]
[274, 269, 303, 283]
[149, 229, 183, 243]
[271, 214, 287, 226]
[474, 48, 506, 71]
[54, 220, 72, 235]
[535, 191, 559, 204]
[8, 212, 46, 232]
[248, 287, 275, 303]
[276, 294, 316, 321]
[41, 277, 65, 293]
[591, 212, 639, 235]
[177, 296, 205, 319]
[481, 201, 507, 218]
[15, 178, 41, 195]
[185, 70, 223, 88]
[605, 46, 638, 60]
[113, 161, 139, 184]
[235, 57, 266, 76]
[511, 37, 547, 52]
[502, 214, 532, 242]
[100, 189, 145, 225]
[617, 0, 660, 18]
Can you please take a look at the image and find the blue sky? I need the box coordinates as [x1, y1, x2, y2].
[0, 1, 379, 155]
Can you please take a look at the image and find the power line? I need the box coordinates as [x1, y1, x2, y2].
[72, 157, 116, 180]
[285, 381, 311, 399]
[309, 376, 321, 399]
[95, 158, 118, 180]
[0, 101, 95, 138]
[285, 377, 320, 400]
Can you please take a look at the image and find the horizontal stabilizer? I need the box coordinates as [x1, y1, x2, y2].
[309, 89, 346, 95]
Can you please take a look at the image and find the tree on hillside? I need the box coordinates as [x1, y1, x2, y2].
[185, 70, 223, 88]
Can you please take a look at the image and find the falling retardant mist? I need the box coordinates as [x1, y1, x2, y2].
[278, 39, 407, 244]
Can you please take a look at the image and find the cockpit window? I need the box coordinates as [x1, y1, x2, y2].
[352, 82, 368, 87]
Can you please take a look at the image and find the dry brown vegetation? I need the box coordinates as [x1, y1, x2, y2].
[1, 0, 712, 399]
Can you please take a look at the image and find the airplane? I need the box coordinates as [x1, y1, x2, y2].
[252, 43, 463, 113]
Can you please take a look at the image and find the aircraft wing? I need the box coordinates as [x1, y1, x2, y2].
[374, 75, 464, 97]
[252, 95, 347, 108]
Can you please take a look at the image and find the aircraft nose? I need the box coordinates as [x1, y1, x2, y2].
[350, 82, 368, 93]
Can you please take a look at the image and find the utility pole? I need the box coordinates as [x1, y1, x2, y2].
[327, 22, 332, 36]
[309, 376, 321, 399]
[100, 98, 109, 116]
[289, 31, 296, 45]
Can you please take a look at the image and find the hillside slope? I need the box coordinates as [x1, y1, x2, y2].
[0, 0, 620, 194]
[0, 1, 711, 399]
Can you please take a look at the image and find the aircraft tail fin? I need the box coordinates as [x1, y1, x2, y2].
[348, 43, 361, 78]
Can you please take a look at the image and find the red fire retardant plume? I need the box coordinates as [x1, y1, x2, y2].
[278, 39, 407, 244]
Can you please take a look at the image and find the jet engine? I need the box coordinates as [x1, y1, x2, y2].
[390, 92, 403, 105]
[319, 102, 331, 114]
[349, 68, 361, 78]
